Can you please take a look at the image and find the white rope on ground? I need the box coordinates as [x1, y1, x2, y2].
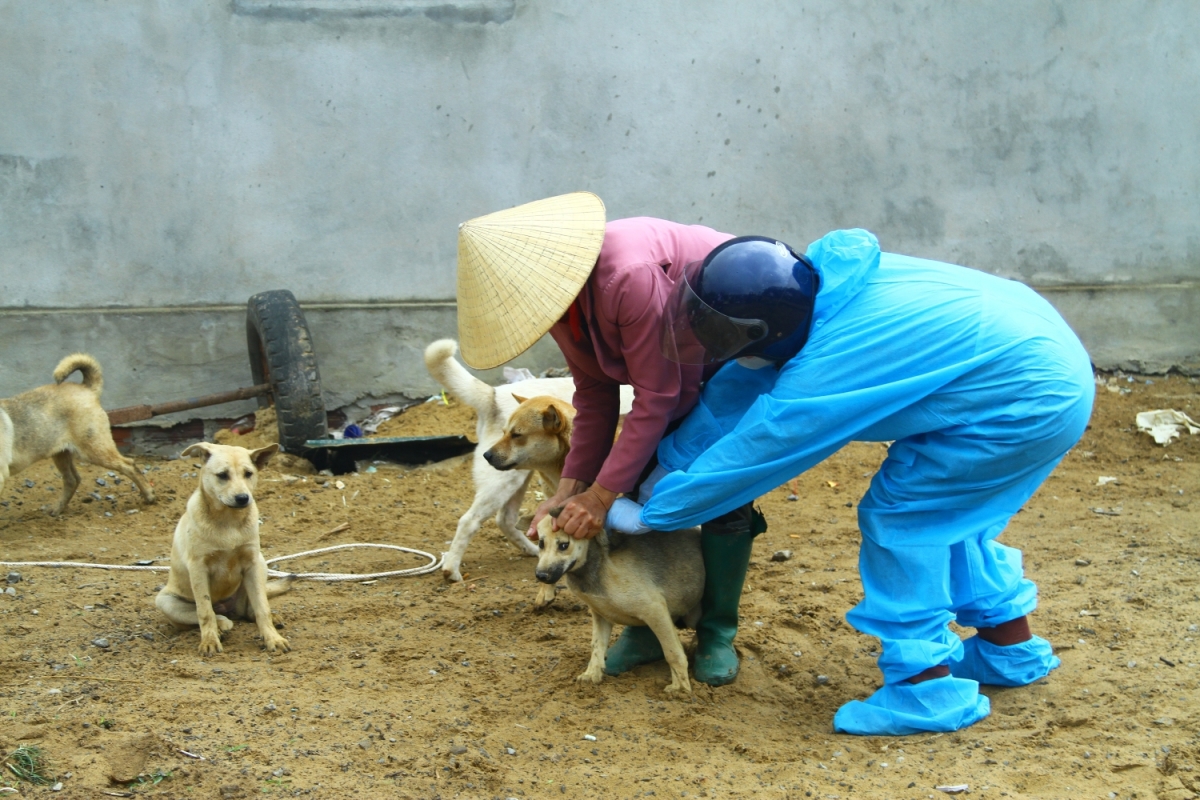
[265, 543, 442, 581]
[1, 538, 443, 582]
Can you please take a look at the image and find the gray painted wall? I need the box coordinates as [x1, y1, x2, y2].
[1, 1, 1197, 421]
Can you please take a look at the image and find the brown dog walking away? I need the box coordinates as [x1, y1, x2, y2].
[0, 354, 156, 516]
[156, 442, 293, 655]
[535, 513, 704, 694]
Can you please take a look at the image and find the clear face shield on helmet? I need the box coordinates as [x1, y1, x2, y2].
[660, 261, 770, 365]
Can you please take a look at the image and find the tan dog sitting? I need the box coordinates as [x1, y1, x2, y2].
[156, 442, 293, 655]
[0, 354, 156, 516]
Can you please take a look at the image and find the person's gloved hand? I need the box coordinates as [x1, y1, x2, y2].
[606, 498, 651, 534]
[636, 464, 670, 505]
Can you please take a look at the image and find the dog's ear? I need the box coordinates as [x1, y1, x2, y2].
[249, 443, 280, 469]
[511, 394, 528, 405]
[180, 442, 214, 462]
[542, 404, 564, 434]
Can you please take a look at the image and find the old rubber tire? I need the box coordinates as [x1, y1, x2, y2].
[246, 290, 328, 454]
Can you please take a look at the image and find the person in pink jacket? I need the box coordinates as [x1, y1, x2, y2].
[454, 192, 764, 685]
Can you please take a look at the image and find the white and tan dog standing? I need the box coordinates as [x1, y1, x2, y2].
[0, 354, 156, 515]
[156, 442, 292, 655]
[423, 339, 633, 586]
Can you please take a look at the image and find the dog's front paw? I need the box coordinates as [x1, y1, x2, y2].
[663, 678, 693, 696]
[263, 634, 290, 653]
[216, 615, 234, 633]
[533, 583, 557, 609]
[198, 632, 225, 656]
[441, 554, 463, 583]
[575, 667, 604, 685]
[142, 490, 158, 504]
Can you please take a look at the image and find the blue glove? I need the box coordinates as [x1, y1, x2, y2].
[606, 498, 651, 534]
[832, 676, 990, 736]
[636, 464, 670, 505]
[950, 635, 1060, 687]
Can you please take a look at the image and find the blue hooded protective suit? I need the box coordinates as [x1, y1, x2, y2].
[639, 229, 1094, 735]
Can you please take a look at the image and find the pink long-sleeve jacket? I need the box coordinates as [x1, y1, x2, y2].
[548, 217, 734, 494]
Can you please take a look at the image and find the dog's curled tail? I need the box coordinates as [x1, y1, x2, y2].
[53, 353, 104, 395]
[423, 339, 495, 416]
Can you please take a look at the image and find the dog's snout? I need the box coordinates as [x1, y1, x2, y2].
[232, 493, 251, 507]
[535, 567, 562, 585]
[482, 449, 497, 466]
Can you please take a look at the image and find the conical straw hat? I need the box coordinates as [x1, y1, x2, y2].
[456, 191, 606, 369]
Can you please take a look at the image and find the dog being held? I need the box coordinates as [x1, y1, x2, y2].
[156, 442, 292, 655]
[0, 354, 156, 516]
[535, 512, 704, 694]
[423, 339, 633, 591]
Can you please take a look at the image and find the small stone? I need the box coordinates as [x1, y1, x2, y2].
[583, 734, 597, 742]
[92, 638, 110, 649]
[358, 739, 372, 750]
[4, 587, 14, 595]
[264, 702, 276, 712]
[450, 745, 467, 755]
[792, 650, 802, 658]
[95, 478, 107, 487]
[505, 747, 516, 755]
[816, 675, 829, 685]
[1127, 660, 1137, 669]
[6, 572, 21, 584]
[771, 550, 794, 562]
[1153, 718, 1174, 726]
[23, 479, 35, 488]
[51, 782, 63, 791]
[786, 494, 798, 502]
[1075, 558, 1091, 566]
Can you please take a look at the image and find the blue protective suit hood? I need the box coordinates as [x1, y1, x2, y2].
[804, 228, 880, 331]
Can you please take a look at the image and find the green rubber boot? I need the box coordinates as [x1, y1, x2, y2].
[603, 624, 664, 675]
[693, 506, 763, 686]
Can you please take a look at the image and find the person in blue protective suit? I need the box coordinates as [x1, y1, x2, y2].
[604, 229, 1095, 736]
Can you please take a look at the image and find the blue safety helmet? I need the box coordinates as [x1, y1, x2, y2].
[661, 236, 820, 365]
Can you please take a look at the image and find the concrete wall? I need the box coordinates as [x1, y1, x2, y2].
[1, 1, 1197, 422]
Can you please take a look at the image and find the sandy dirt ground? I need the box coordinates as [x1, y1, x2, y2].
[1, 373, 1198, 800]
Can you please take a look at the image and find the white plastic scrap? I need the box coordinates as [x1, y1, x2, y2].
[1136, 409, 1200, 445]
[936, 786, 970, 795]
[503, 366, 537, 383]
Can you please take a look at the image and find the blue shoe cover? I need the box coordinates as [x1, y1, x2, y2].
[832, 677, 990, 736]
[950, 635, 1059, 687]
